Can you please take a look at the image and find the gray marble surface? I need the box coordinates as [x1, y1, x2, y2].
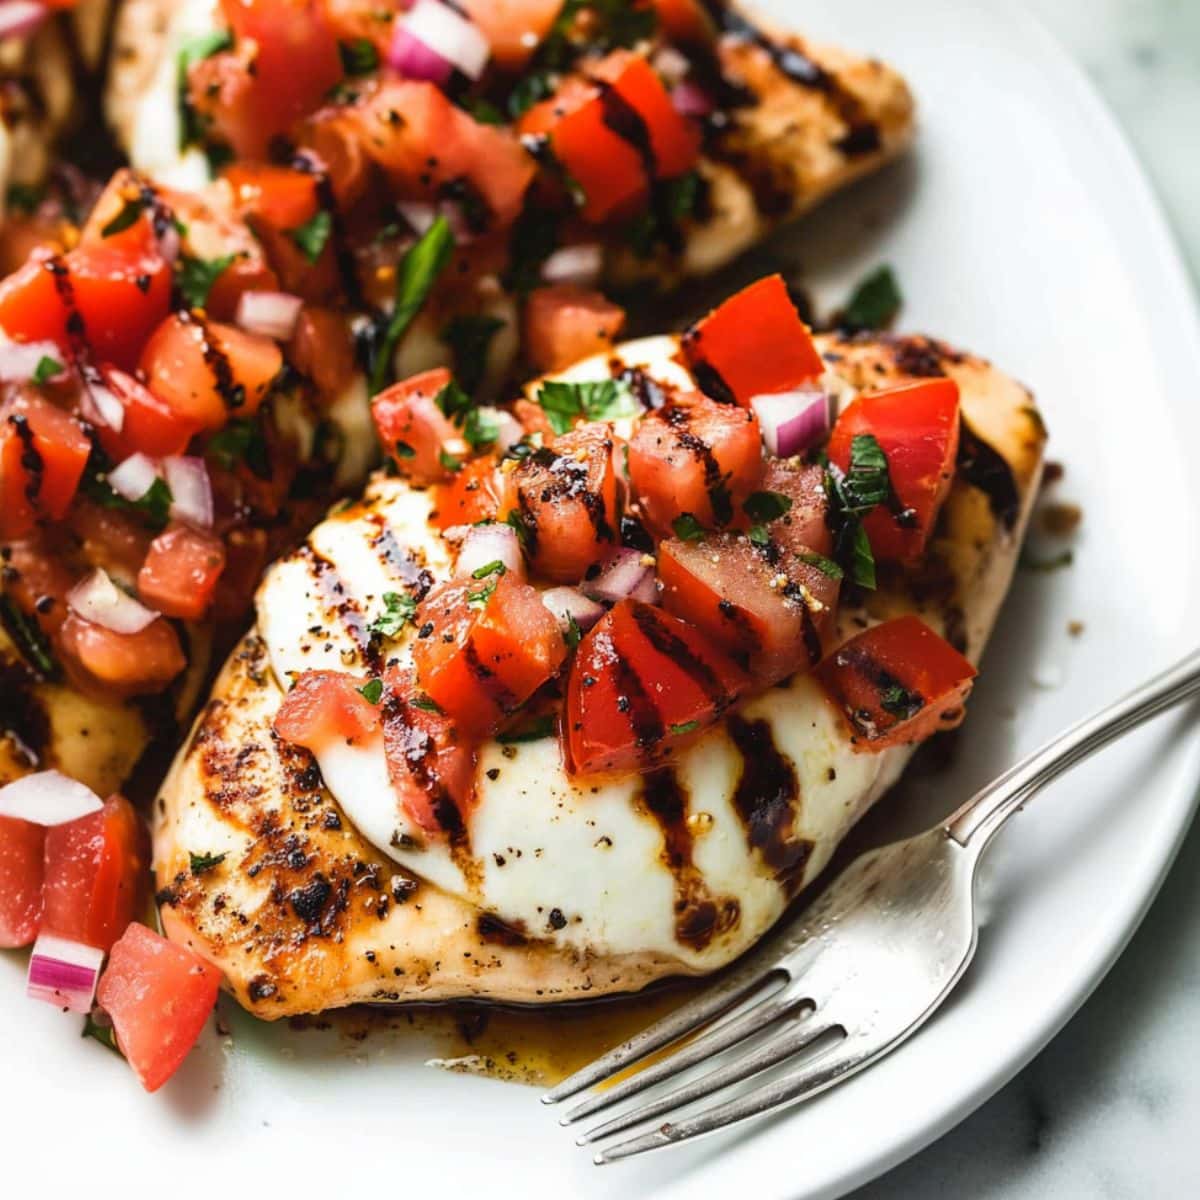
[854, 2, 1200, 1196]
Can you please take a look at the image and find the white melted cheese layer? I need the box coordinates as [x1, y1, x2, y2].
[258, 337, 893, 967]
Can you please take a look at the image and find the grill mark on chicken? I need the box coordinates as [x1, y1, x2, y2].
[300, 544, 377, 669]
[957, 422, 1020, 530]
[0, 657, 50, 766]
[726, 713, 812, 891]
[641, 768, 740, 951]
[364, 512, 434, 597]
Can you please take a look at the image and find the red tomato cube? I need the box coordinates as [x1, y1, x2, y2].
[0, 815, 45, 949]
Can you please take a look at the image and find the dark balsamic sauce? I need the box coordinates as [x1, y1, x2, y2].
[957, 423, 1020, 530]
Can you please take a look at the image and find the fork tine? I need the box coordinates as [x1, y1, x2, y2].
[579, 1020, 841, 1146]
[561, 989, 812, 1126]
[541, 964, 789, 1105]
[594, 1031, 874, 1164]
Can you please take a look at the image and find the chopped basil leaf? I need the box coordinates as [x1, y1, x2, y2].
[536, 378, 637, 435]
[1019, 549, 1074, 573]
[508, 71, 555, 119]
[358, 678, 384, 705]
[842, 521, 876, 590]
[179, 28, 233, 69]
[743, 490, 793, 524]
[468, 579, 499, 608]
[504, 510, 530, 547]
[496, 715, 556, 744]
[823, 434, 893, 589]
[101, 197, 145, 238]
[672, 513, 705, 542]
[206, 418, 270, 477]
[139, 478, 174, 528]
[81, 1013, 121, 1056]
[463, 407, 500, 449]
[338, 37, 378, 76]
[462, 96, 505, 125]
[841, 434, 891, 514]
[471, 560, 507, 580]
[435, 380, 473, 421]
[289, 210, 333, 264]
[411, 694, 443, 714]
[748, 524, 769, 546]
[564, 613, 583, 650]
[370, 216, 456, 394]
[370, 591, 417, 639]
[189, 850, 227, 875]
[880, 683, 923, 720]
[0, 594, 57, 679]
[669, 719, 700, 736]
[439, 447, 463, 472]
[840, 265, 903, 332]
[797, 551, 844, 581]
[393, 440, 417, 459]
[441, 314, 505, 394]
[177, 29, 234, 151]
[32, 355, 63, 385]
[177, 252, 237, 309]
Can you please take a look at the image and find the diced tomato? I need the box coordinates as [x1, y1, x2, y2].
[97, 923, 221, 1093]
[565, 600, 748, 776]
[42, 794, 148, 953]
[652, 0, 717, 43]
[287, 306, 356, 398]
[758, 459, 833, 558]
[0, 242, 170, 372]
[297, 103, 373, 210]
[500, 423, 618, 582]
[591, 51, 701, 180]
[189, 0, 341, 161]
[0, 392, 92, 539]
[381, 668, 476, 837]
[372, 367, 462, 484]
[433, 454, 503, 530]
[58, 612, 187, 700]
[683, 275, 824, 406]
[93, 366, 199, 460]
[658, 531, 840, 685]
[274, 669, 383, 750]
[139, 313, 283, 433]
[827, 378, 961, 565]
[459, 0, 561, 69]
[518, 79, 648, 224]
[815, 616, 977, 750]
[350, 81, 535, 228]
[68, 500, 155, 587]
[411, 574, 567, 736]
[223, 163, 321, 230]
[628, 391, 762, 535]
[136, 525, 227, 622]
[0, 816, 45, 949]
[0, 534, 77, 642]
[524, 284, 626, 374]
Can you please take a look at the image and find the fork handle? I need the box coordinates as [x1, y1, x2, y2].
[945, 647, 1200, 850]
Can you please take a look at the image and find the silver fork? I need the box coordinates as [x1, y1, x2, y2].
[543, 647, 1200, 1164]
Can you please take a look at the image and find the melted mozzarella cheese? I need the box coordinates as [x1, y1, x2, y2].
[257, 336, 897, 969]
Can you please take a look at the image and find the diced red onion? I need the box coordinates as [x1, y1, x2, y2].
[0, 1, 47, 40]
[485, 407, 525, 454]
[108, 452, 160, 502]
[583, 548, 658, 606]
[540, 587, 605, 635]
[163, 455, 214, 529]
[456, 523, 524, 580]
[541, 244, 604, 288]
[391, 0, 490, 84]
[0, 769, 103, 827]
[751, 389, 831, 458]
[68, 569, 159, 635]
[82, 380, 125, 433]
[27, 933, 105, 1013]
[235, 290, 303, 341]
[671, 80, 715, 118]
[0, 337, 61, 383]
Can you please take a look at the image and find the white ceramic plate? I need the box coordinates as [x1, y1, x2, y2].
[4, 2, 1200, 1196]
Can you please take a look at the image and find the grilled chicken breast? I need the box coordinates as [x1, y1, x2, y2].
[154, 332, 1044, 1018]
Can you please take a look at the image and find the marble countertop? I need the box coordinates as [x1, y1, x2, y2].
[855, 2, 1200, 1196]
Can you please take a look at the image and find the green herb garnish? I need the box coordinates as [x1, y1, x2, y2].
[411, 694, 443, 714]
[370, 216, 455, 394]
[742, 490, 793, 524]
[672, 513, 705, 543]
[748, 525, 770, 547]
[289, 210, 333, 264]
[101, 197, 145, 238]
[797, 551, 844, 581]
[358, 678, 384, 705]
[189, 851, 227, 875]
[496, 716, 556, 744]
[206, 418, 270, 477]
[434, 380, 473, 421]
[536, 378, 637, 435]
[471, 560, 507, 580]
[669, 719, 700, 736]
[393, 440, 417, 460]
[563, 612, 583, 650]
[177, 252, 237, 309]
[177, 29, 234, 151]
[0, 594, 57, 679]
[841, 265, 903, 332]
[82, 1013, 122, 1056]
[438, 447, 463, 472]
[468, 579, 499, 608]
[880, 683, 924, 720]
[32, 355, 63, 385]
[504, 509, 530, 547]
[338, 38, 378, 76]
[369, 591, 417, 639]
